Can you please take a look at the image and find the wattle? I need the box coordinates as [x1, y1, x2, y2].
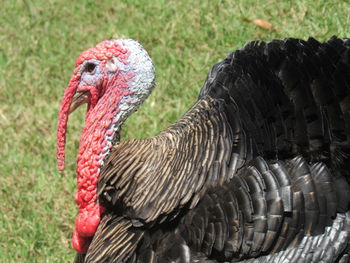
[72, 87, 124, 253]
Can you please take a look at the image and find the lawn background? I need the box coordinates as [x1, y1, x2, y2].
[1, 0, 350, 262]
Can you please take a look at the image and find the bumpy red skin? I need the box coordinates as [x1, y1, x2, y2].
[57, 40, 133, 254]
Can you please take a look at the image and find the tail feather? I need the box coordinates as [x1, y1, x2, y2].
[200, 37, 350, 180]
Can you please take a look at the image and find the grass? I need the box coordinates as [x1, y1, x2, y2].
[1, 0, 350, 262]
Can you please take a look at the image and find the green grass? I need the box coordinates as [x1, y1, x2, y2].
[1, 0, 350, 262]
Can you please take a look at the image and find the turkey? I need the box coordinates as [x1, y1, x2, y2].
[57, 37, 350, 263]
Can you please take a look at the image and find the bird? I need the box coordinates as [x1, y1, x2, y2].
[57, 37, 350, 263]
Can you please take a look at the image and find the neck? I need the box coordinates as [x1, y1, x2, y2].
[72, 73, 135, 253]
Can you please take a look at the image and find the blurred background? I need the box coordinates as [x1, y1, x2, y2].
[1, 0, 349, 262]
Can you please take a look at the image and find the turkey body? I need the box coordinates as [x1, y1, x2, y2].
[70, 37, 350, 263]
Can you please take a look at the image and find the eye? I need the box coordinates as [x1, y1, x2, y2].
[86, 63, 96, 74]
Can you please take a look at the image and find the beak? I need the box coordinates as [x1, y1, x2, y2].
[69, 91, 89, 114]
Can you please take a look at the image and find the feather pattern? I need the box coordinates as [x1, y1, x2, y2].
[98, 97, 247, 226]
[72, 37, 350, 262]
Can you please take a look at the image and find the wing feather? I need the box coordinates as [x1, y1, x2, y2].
[98, 97, 241, 225]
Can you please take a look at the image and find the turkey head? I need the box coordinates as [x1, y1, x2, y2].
[56, 39, 155, 253]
